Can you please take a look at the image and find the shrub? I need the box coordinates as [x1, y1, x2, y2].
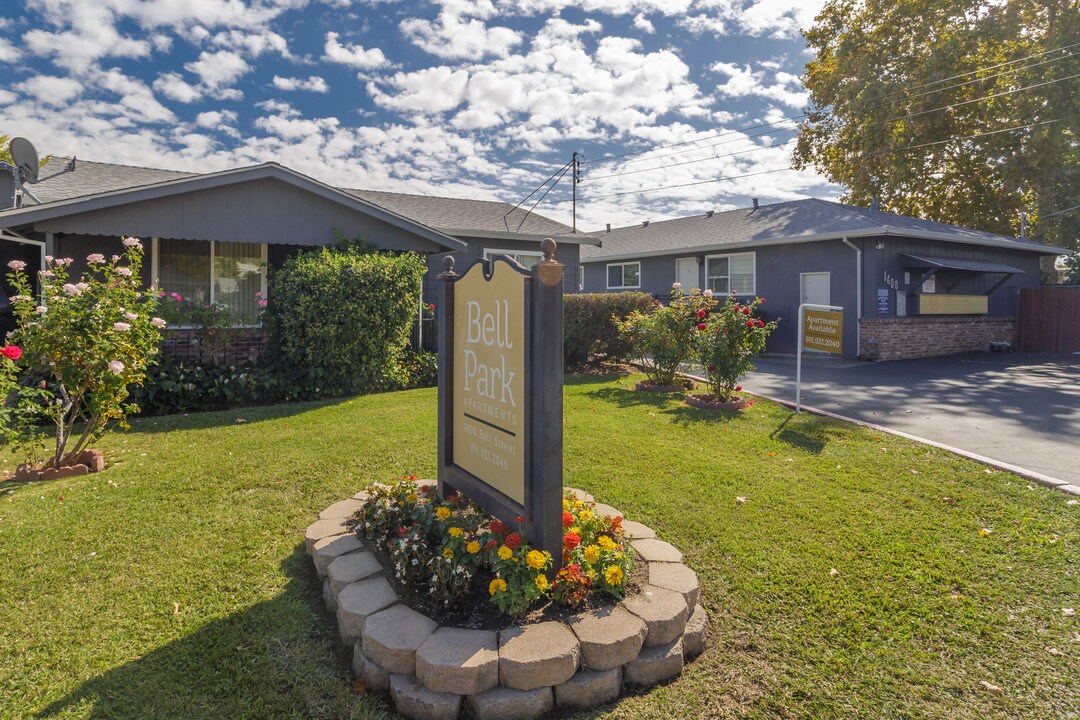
[695, 293, 778, 402]
[264, 248, 426, 397]
[5, 240, 162, 468]
[398, 350, 438, 389]
[614, 285, 715, 385]
[128, 357, 305, 415]
[157, 296, 239, 365]
[564, 292, 655, 365]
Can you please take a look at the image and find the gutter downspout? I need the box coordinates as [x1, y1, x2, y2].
[841, 236, 861, 358]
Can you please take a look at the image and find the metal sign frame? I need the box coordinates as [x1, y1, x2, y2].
[437, 239, 564, 568]
[796, 303, 843, 412]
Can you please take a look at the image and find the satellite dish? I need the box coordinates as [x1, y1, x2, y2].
[9, 137, 39, 184]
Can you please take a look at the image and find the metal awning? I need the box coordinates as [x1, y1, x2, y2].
[900, 253, 1022, 274]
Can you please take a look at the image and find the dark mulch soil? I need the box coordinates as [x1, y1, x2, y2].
[357, 526, 649, 630]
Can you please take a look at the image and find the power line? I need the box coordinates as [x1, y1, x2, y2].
[586, 138, 797, 182]
[503, 158, 572, 231]
[515, 162, 573, 232]
[588, 122, 799, 170]
[583, 167, 798, 201]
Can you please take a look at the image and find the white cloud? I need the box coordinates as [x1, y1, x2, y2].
[94, 68, 176, 123]
[208, 30, 292, 58]
[185, 50, 251, 90]
[272, 75, 330, 93]
[369, 66, 470, 113]
[632, 13, 655, 33]
[14, 75, 84, 106]
[153, 72, 203, 103]
[0, 37, 22, 63]
[0, 89, 17, 105]
[196, 109, 238, 128]
[684, 0, 827, 39]
[711, 61, 808, 108]
[322, 32, 389, 69]
[401, 12, 522, 60]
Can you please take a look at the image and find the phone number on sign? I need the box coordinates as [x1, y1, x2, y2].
[468, 442, 509, 470]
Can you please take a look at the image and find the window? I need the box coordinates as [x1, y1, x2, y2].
[706, 252, 755, 294]
[153, 239, 267, 324]
[483, 249, 542, 269]
[607, 262, 640, 289]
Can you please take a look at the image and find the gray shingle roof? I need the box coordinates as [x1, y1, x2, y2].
[580, 198, 1060, 259]
[17, 158, 577, 239]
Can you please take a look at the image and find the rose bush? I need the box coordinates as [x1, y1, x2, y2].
[615, 284, 717, 386]
[5, 239, 163, 468]
[694, 292, 778, 402]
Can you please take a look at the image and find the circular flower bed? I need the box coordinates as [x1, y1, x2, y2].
[306, 481, 707, 720]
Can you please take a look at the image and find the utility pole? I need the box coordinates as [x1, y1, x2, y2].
[571, 151, 580, 233]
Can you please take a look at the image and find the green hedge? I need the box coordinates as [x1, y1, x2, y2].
[264, 248, 427, 397]
[564, 292, 656, 365]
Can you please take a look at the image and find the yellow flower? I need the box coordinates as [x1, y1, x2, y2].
[579, 509, 592, 521]
[489, 578, 507, 596]
[573, 501, 584, 510]
[535, 573, 549, 591]
[598, 535, 617, 551]
[604, 565, 624, 586]
[570, 526, 581, 536]
[448, 526, 463, 538]
[497, 545, 513, 561]
[583, 545, 600, 564]
[562, 498, 571, 511]
[442, 547, 454, 559]
[467, 541, 480, 554]
[406, 493, 417, 503]
[525, 550, 546, 570]
[435, 507, 451, 521]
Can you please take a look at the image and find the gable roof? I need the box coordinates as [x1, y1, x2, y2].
[3, 157, 587, 245]
[580, 198, 1061, 261]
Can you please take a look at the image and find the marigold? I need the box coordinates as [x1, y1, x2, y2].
[535, 573, 549, 592]
[526, 550, 546, 570]
[597, 535, 617, 551]
[562, 498, 571, 511]
[442, 547, 454, 559]
[563, 531, 581, 551]
[562, 510, 574, 528]
[583, 544, 600, 564]
[489, 579, 507, 596]
[579, 509, 592, 521]
[497, 545, 513, 561]
[604, 565, 624, 586]
[448, 526, 463, 538]
[467, 541, 480, 554]
[435, 507, 451, 521]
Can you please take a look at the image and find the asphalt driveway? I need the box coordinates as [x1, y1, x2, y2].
[735, 352, 1080, 484]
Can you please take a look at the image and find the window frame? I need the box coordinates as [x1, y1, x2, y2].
[483, 248, 544, 269]
[705, 251, 755, 295]
[606, 261, 641, 290]
[152, 237, 268, 327]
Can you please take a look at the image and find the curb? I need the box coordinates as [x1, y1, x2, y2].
[679, 372, 1079, 497]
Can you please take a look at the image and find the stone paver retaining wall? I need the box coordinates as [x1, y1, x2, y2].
[306, 483, 707, 720]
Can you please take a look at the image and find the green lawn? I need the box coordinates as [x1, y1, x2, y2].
[1, 375, 1076, 719]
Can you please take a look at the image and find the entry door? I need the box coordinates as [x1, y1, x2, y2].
[801, 272, 830, 306]
[675, 257, 698, 292]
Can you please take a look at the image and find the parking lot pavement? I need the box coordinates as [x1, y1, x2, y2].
[736, 352, 1080, 484]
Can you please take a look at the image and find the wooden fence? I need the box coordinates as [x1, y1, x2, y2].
[1016, 286, 1080, 353]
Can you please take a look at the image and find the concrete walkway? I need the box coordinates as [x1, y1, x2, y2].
[733, 352, 1080, 485]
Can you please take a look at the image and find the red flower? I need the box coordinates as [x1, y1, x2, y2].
[759, 297, 766, 303]
[697, 309, 706, 319]
[707, 364, 716, 372]
[429, 303, 436, 311]
[504, 532, 523, 549]
[1, 345, 22, 360]
[755, 319, 764, 327]
[409, 474, 416, 481]
[485, 539, 498, 550]
[746, 320, 755, 328]
[516, 515, 526, 524]
[735, 385, 742, 391]
[563, 531, 581, 550]
[612, 516, 623, 527]
[490, 519, 507, 535]
[563, 510, 574, 527]
[697, 322, 707, 330]
[733, 303, 740, 311]
[420, 484, 430, 493]
[742, 307, 751, 315]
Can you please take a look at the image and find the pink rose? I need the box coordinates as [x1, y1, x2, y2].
[151, 317, 166, 328]
[113, 322, 130, 332]
[7, 260, 25, 270]
[117, 267, 132, 277]
[1, 345, 22, 360]
[122, 237, 142, 248]
[108, 360, 125, 375]
[87, 253, 105, 264]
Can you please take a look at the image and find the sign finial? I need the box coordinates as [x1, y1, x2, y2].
[541, 237, 557, 263]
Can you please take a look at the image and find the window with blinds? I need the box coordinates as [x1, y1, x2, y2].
[706, 252, 755, 294]
[156, 239, 267, 324]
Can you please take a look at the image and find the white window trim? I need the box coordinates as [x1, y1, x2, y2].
[152, 237, 268, 328]
[606, 261, 641, 290]
[705, 251, 756, 295]
[483, 248, 543, 268]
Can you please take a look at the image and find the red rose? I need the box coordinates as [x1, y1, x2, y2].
[742, 307, 751, 315]
[563, 531, 581, 551]
[756, 319, 764, 327]
[697, 322, 707, 330]
[516, 515, 526, 524]
[504, 532, 522, 549]
[563, 511, 574, 527]
[733, 303, 740, 311]
[759, 297, 766, 303]
[429, 303, 435, 311]
[746, 320, 754, 328]
[707, 364, 716, 372]
[735, 385, 742, 391]
[697, 309, 706, 319]
[1, 345, 22, 360]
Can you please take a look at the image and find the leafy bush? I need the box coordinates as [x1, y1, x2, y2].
[6, 240, 163, 468]
[614, 285, 715, 385]
[695, 294, 778, 402]
[264, 248, 426, 397]
[128, 356, 306, 415]
[398, 350, 438, 389]
[564, 292, 655, 365]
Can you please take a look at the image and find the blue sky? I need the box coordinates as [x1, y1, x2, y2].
[0, 0, 840, 230]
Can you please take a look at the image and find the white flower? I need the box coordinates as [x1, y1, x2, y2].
[672, 281, 682, 290]
[76, 282, 89, 292]
[117, 267, 132, 277]
[122, 237, 142, 248]
[44, 255, 53, 262]
[36, 305, 47, 314]
[62, 283, 81, 296]
[113, 322, 130, 332]
[86, 253, 105, 264]
[111, 255, 120, 263]
[56, 258, 72, 266]
[124, 311, 137, 321]
[150, 317, 166, 328]
[39, 270, 53, 277]
[10, 295, 30, 303]
[108, 360, 124, 374]
[7, 260, 26, 270]
[702, 289, 713, 297]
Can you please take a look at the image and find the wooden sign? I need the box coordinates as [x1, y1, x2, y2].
[802, 307, 843, 354]
[438, 238, 564, 568]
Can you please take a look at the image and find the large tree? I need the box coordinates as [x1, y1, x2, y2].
[794, 0, 1080, 251]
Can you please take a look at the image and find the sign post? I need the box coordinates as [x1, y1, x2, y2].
[437, 238, 564, 569]
[796, 303, 843, 412]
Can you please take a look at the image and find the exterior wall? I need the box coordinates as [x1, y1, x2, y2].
[859, 317, 1015, 361]
[1016, 286, 1080, 353]
[425, 237, 582, 301]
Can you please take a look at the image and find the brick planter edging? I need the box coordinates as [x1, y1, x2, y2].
[306, 482, 708, 720]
